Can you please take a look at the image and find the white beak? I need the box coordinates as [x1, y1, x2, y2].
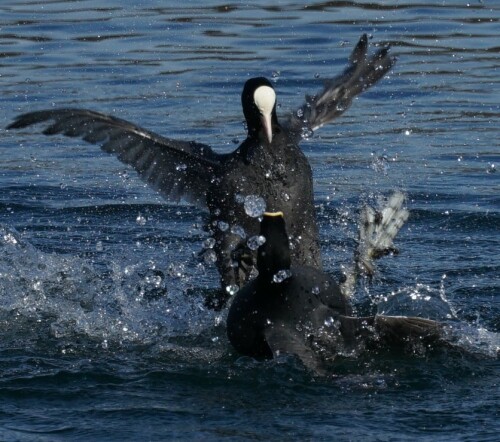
[260, 112, 273, 144]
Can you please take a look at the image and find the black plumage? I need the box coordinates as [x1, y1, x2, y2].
[227, 212, 443, 375]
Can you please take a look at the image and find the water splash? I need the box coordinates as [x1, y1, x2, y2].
[0, 225, 221, 355]
[247, 235, 266, 251]
[243, 195, 266, 218]
[225, 284, 239, 296]
[230, 225, 247, 239]
[136, 213, 147, 226]
[376, 283, 456, 321]
[272, 269, 292, 283]
[217, 221, 229, 232]
[443, 323, 500, 358]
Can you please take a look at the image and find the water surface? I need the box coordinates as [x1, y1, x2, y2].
[1, 1, 499, 440]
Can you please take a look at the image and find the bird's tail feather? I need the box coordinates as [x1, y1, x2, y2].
[338, 314, 443, 347]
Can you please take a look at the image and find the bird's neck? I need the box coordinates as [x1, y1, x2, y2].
[257, 252, 291, 283]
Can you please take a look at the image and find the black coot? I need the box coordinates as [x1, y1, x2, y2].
[7, 35, 394, 299]
[227, 212, 443, 375]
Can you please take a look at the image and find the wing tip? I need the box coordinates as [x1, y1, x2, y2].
[6, 116, 30, 130]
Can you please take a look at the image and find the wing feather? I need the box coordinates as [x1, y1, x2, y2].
[285, 34, 396, 139]
[7, 108, 224, 206]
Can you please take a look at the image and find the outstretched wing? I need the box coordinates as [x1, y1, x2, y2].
[7, 108, 224, 207]
[285, 34, 395, 139]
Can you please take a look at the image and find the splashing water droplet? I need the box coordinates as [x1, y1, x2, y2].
[371, 155, 389, 175]
[203, 250, 217, 264]
[225, 284, 239, 296]
[136, 213, 147, 226]
[175, 163, 187, 171]
[273, 269, 292, 283]
[203, 237, 216, 249]
[217, 221, 229, 232]
[168, 263, 185, 279]
[312, 286, 320, 295]
[301, 127, 313, 139]
[247, 235, 266, 251]
[243, 195, 266, 218]
[281, 192, 290, 201]
[230, 225, 246, 239]
[324, 316, 335, 327]
[3, 232, 18, 245]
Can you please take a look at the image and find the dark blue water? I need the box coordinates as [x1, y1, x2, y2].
[1, 1, 499, 440]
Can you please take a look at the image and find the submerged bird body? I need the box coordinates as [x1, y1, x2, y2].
[227, 212, 344, 361]
[7, 35, 394, 296]
[227, 262, 351, 361]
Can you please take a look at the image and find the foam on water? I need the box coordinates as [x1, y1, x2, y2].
[0, 225, 223, 358]
[1, 211, 497, 364]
